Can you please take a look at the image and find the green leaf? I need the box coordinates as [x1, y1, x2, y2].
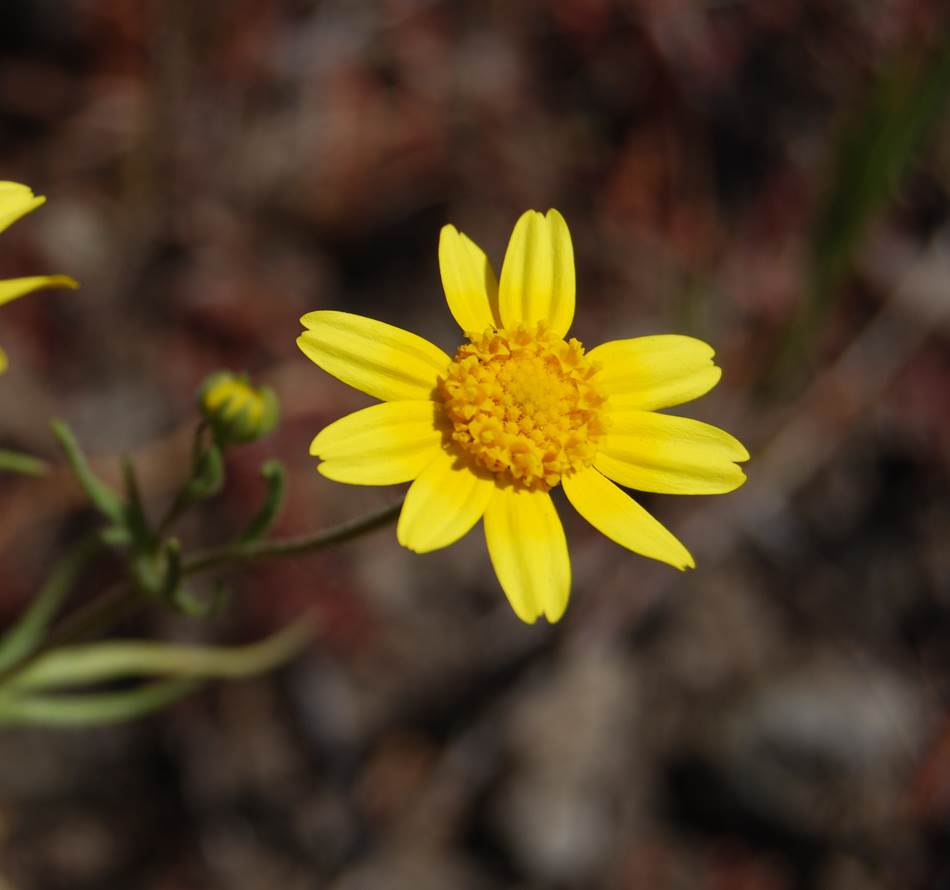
[811, 44, 950, 299]
[99, 525, 132, 547]
[130, 538, 183, 601]
[157, 538, 183, 600]
[0, 680, 200, 727]
[0, 449, 48, 477]
[183, 443, 225, 501]
[120, 455, 151, 545]
[774, 40, 950, 380]
[135, 538, 222, 617]
[168, 579, 230, 619]
[237, 459, 286, 544]
[6, 615, 315, 691]
[50, 420, 124, 522]
[0, 535, 102, 673]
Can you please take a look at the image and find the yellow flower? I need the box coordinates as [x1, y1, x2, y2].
[298, 210, 749, 623]
[0, 182, 78, 373]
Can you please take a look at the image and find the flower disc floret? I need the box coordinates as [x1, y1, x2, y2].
[437, 323, 608, 491]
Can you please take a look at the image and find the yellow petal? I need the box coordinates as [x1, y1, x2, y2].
[0, 182, 45, 234]
[397, 448, 495, 553]
[483, 486, 570, 624]
[0, 345, 7, 374]
[498, 209, 575, 338]
[311, 400, 444, 485]
[595, 410, 748, 495]
[563, 466, 694, 570]
[588, 335, 722, 411]
[298, 310, 450, 402]
[439, 224, 500, 333]
[0, 275, 78, 308]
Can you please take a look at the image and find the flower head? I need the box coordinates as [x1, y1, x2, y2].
[297, 210, 748, 623]
[197, 370, 279, 445]
[0, 182, 78, 374]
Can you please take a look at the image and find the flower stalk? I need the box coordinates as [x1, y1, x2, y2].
[183, 499, 402, 575]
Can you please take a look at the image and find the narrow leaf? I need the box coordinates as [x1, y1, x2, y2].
[6, 615, 315, 691]
[121, 455, 151, 545]
[0, 535, 102, 672]
[184, 443, 225, 501]
[237, 459, 286, 544]
[811, 44, 950, 300]
[774, 40, 950, 381]
[0, 449, 48, 477]
[50, 420, 123, 521]
[0, 680, 200, 727]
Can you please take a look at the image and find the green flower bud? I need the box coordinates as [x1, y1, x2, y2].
[197, 371, 279, 445]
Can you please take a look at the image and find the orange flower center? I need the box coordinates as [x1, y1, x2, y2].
[437, 323, 608, 491]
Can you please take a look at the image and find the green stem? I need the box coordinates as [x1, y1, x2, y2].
[183, 500, 402, 576]
[154, 490, 192, 542]
[46, 583, 142, 648]
[0, 502, 400, 689]
[153, 422, 211, 540]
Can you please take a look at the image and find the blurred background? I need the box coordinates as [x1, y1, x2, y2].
[1, 1, 949, 888]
